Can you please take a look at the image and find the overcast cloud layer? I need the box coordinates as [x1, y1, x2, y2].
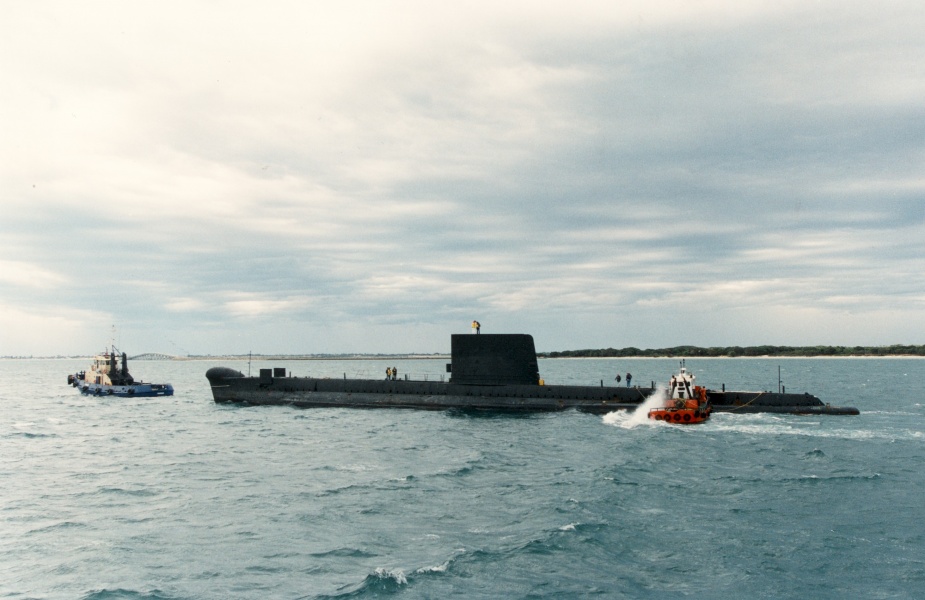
[2, 1, 924, 356]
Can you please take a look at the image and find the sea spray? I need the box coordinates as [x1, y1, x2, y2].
[602, 386, 669, 428]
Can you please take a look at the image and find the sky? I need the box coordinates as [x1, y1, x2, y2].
[2, 1, 924, 356]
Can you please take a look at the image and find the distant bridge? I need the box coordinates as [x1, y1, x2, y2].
[129, 353, 179, 360]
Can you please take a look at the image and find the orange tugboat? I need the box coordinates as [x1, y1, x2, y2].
[649, 361, 711, 424]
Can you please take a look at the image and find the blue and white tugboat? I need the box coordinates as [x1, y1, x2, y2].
[68, 347, 174, 397]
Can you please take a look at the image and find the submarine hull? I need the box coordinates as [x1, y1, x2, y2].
[205, 334, 859, 416]
[206, 368, 647, 414]
[205, 369, 859, 416]
[704, 390, 859, 415]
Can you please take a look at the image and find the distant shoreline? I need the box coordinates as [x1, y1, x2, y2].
[5, 347, 925, 361]
[538, 354, 925, 360]
[538, 344, 925, 358]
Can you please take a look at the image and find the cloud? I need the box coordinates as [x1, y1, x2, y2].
[222, 293, 316, 319]
[0, 260, 69, 289]
[0, 304, 109, 356]
[2, 1, 924, 355]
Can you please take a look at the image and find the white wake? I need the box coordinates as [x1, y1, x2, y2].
[602, 386, 669, 428]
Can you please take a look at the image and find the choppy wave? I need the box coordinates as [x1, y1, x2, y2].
[311, 521, 617, 599]
[309, 548, 379, 559]
[80, 589, 179, 600]
[27, 520, 89, 534]
[316, 568, 409, 598]
[4, 358, 925, 599]
[6, 424, 58, 439]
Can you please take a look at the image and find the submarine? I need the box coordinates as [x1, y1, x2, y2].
[205, 333, 859, 415]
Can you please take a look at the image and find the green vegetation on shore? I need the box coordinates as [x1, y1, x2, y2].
[538, 344, 925, 358]
[8, 345, 924, 360]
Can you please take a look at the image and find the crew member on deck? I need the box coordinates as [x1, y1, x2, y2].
[386, 367, 392, 380]
[626, 372, 632, 387]
[472, 320, 481, 334]
[392, 366, 398, 381]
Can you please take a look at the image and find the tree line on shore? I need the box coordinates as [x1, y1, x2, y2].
[539, 344, 925, 358]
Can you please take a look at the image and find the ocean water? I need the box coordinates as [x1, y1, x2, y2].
[2, 357, 923, 599]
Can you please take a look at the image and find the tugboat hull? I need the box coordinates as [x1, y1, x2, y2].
[78, 383, 174, 397]
[649, 408, 710, 424]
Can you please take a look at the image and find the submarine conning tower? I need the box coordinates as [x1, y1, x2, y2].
[448, 334, 540, 386]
